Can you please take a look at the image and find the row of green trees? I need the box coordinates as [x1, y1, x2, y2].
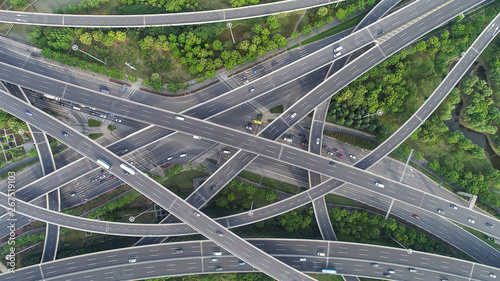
[215, 179, 277, 209]
[55, 0, 109, 14]
[428, 158, 500, 205]
[123, 0, 199, 12]
[330, 207, 448, 254]
[460, 75, 500, 135]
[0, 110, 28, 134]
[87, 192, 136, 220]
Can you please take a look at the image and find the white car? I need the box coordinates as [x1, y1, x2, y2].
[349, 154, 356, 159]
[334, 52, 341, 58]
[179, 153, 187, 158]
[299, 258, 307, 262]
[408, 268, 417, 273]
[437, 209, 445, 215]
[316, 138, 320, 145]
[371, 263, 379, 267]
[290, 112, 297, 118]
[375, 182, 384, 188]
[467, 218, 475, 224]
[129, 258, 137, 263]
[327, 151, 334, 156]
[490, 273, 497, 278]
[174, 115, 185, 121]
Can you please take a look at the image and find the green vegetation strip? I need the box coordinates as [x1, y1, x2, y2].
[87, 119, 102, 127]
[289, 12, 368, 50]
[238, 170, 262, 183]
[269, 104, 284, 114]
[324, 194, 360, 207]
[261, 177, 300, 194]
[323, 131, 377, 150]
[88, 133, 103, 140]
[0, 159, 39, 179]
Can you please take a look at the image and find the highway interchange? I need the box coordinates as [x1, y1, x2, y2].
[1, 0, 500, 280]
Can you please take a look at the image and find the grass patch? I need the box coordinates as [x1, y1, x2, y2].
[261, 177, 300, 194]
[290, 12, 368, 50]
[107, 125, 116, 132]
[63, 186, 131, 216]
[256, 113, 263, 120]
[324, 194, 360, 207]
[453, 221, 500, 251]
[88, 133, 103, 140]
[0, 159, 39, 179]
[324, 131, 378, 150]
[87, 119, 102, 127]
[308, 273, 345, 281]
[267, 119, 274, 123]
[238, 170, 261, 183]
[269, 104, 284, 114]
[163, 170, 209, 195]
[0, 153, 5, 166]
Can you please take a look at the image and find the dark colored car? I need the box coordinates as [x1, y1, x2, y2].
[298, 133, 305, 137]
[322, 145, 328, 150]
[109, 175, 115, 179]
[100, 179, 106, 184]
[329, 161, 336, 166]
[271, 60, 278, 66]
[59, 102, 64, 106]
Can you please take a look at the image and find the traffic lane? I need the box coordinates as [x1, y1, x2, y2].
[366, 0, 446, 40]
[0, 11, 63, 26]
[355, 0, 402, 32]
[312, 197, 336, 240]
[42, 223, 59, 262]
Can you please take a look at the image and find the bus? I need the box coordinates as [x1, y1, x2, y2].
[96, 158, 112, 170]
[321, 269, 337, 275]
[120, 163, 136, 175]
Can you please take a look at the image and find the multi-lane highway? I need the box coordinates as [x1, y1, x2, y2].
[1, 0, 500, 279]
[0, 0, 336, 27]
[0, 90, 315, 280]
[2, 239, 499, 281]
[0, 0, 498, 242]
[2, 83, 61, 263]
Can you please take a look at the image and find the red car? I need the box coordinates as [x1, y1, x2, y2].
[109, 175, 116, 179]
[322, 145, 329, 150]
[336, 153, 343, 158]
[332, 148, 339, 153]
[412, 214, 420, 219]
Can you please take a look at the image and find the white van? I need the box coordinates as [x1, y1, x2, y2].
[72, 106, 81, 111]
[375, 182, 384, 188]
[179, 153, 187, 158]
[175, 115, 185, 121]
[213, 251, 222, 256]
[128, 258, 137, 263]
[222, 149, 230, 154]
[317, 251, 326, 257]
[193, 135, 201, 140]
